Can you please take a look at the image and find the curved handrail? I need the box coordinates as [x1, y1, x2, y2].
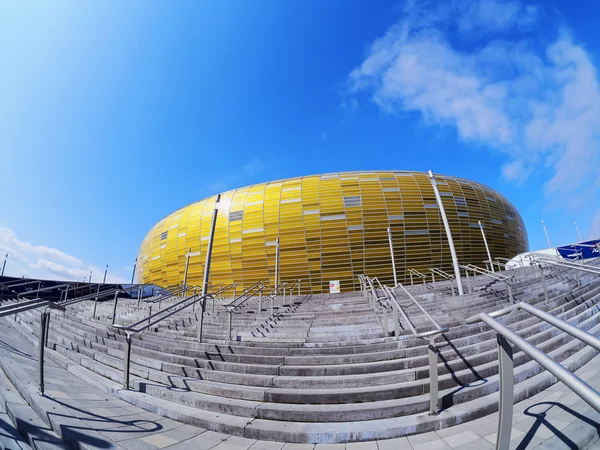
[225, 282, 264, 310]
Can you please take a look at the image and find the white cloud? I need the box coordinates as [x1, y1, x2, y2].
[243, 157, 266, 174]
[0, 226, 127, 283]
[348, 0, 600, 210]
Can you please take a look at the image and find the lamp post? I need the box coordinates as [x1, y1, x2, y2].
[198, 194, 221, 342]
[1, 254, 7, 276]
[131, 258, 137, 284]
[541, 220, 552, 248]
[428, 170, 464, 295]
[478, 221, 494, 273]
[275, 238, 280, 289]
[574, 221, 582, 242]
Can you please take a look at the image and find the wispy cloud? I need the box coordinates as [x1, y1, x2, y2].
[0, 226, 128, 283]
[348, 0, 600, 210]
[243, 157, 266, 175]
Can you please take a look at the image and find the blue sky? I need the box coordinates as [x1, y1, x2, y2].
[0, 0, 599, 283]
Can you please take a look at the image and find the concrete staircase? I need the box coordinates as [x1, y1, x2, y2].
[4, 262, 600, 444]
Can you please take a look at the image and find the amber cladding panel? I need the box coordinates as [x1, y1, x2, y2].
[136, 171, 528, 293]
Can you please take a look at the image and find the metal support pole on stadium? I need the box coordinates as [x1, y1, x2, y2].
[1, 254, 7, 276]
[198, 194, 221, 342]
[275, 237, 280, 290]
[574, 221, 582, 242]
[131, 258, 137, 284]
[387, 228, 398, 286]
[541, 220, 552, 248]
[479, 221, 494, 273]
[183, 248, 192, 297]
[89, 271, 93, 283]
[103, 265, 108, 284]
[428, 170, 464, 295]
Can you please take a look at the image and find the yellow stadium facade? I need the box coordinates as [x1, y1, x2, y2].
[135, 171, 528, 293]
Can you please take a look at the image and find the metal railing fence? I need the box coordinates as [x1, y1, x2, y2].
[466, 301, 600, 450]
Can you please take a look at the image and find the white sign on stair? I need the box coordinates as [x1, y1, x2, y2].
[329, 280, 340, 294]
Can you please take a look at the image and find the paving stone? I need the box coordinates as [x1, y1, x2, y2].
[376, 437, 413, 450]
[408, 431, 440, 445]
[346, 442, 378, 450]
[250, 441, 285, 450]
[441, 430, 480, 448]
[411, 439, 451, 450]
[160, 434, 220, 450]
[140, 433, 179, 448]
[281, 444, 315, 450]
[314, 444, 346, 450]
[450, 438, 494, 450]
[436, 425, 470, 439]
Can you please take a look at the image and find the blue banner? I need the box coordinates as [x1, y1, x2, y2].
[556, 239, 600, 260]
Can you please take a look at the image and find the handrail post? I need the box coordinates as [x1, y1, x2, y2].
[537, 265, 549, 303]
[382, 306, 389, 336]
[137, 286, 142, 307]
[496, 334, 514, 450]
[123, 333, 132, 389]
[387, 228, 398, 286]
[428, 337, 439, 415]
[228, 309, 232, 340]
[258, 288, 263, 316]
[466, 270, 472, 293]
[410, 271, 413, 285]
[506, 283, 514, 303]
[428, 170, 464, 295]
[111, 290, 120, 325]
[392, 305, 400, 338]
[38, 311, 49, 395]
[198, 194, 221, 342]
[148, 305, 152, 326]
[298, 280, 300, 297]
[270, 294, 274, 316]
[431, 272, 435, 288]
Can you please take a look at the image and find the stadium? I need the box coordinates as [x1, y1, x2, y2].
[136, 171, 528, 293]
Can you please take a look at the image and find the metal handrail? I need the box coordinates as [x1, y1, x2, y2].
[391, 284, 449, 336]
[466, 301, 600, 450]
[364, 276, 447, 415]
[113, 291, 217, 389]
[460, 264, 509, 281]
[430, 268, 453, 280]
[0, 297, 66, 318]
[224, 281, 264, 310]
[531, 256, 600, 275]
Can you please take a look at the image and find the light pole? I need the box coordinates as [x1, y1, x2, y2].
[1, 254, 7, 276]
[131, 258, 137, 284]
[478, 221, 494, 273]
[428, 170, 464, 295]
[103, 265, 108, 284]
[387, 228, 398, 285]
[275, 238, 280, 289]
[541, 220, 552, 248]
[198, 194, 221, 342]
[574, 221, 582, 242]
